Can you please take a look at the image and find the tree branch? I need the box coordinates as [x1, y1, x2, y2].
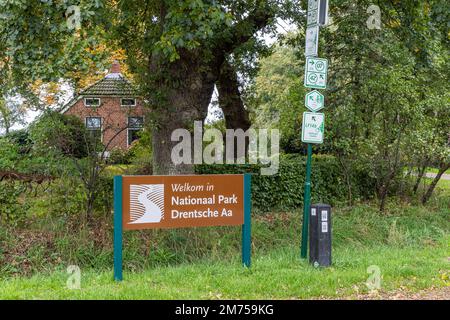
[217, 59, 250, 131]
[217, 5, 275, 54]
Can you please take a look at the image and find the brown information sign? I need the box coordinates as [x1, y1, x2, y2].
[121, 175, 244, 230]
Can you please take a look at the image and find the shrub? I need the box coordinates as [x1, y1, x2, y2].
[0, 182, 30, 224]
[27, 176, 86, 220]
[29, 111, 88, 159]
[5, 129, 32, 154]
[0, 138, 20, 170]
[129, 130, 152, 174]
[108, 147, 133, 165]
[92, 174, 113, 215]
[196, 154, 377, 211]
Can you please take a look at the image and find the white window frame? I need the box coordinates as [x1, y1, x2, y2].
[85, 117, 103, 143]
[121, 98, 136, 107]
[127, 116, 144, 147]
[84, 97, 101, 107]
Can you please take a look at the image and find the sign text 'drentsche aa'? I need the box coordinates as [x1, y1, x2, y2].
[122, 175, 244, 230]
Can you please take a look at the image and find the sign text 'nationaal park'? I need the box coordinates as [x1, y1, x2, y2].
[113, 174, 252, 280]
[121, 175, 245, 230]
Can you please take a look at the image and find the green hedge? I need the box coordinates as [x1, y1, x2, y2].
[195, 154, 376, 212]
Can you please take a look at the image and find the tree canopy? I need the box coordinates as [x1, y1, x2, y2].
[0, 0, 448, 178]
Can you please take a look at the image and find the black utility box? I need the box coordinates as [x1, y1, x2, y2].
[309, 203, 332, 267]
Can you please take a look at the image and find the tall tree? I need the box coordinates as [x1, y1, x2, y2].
[0, 97, 26, 135]
[0, 0, 302, 174]
[249, 0, 449, 209]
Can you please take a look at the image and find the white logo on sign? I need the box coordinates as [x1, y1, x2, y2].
[130, 184, 164, 224]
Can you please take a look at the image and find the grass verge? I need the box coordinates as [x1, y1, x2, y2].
[0, 178, 448, 299]
[0, 237, 448, 299]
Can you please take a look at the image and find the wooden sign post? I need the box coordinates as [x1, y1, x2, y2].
[113, 174, 252, 281]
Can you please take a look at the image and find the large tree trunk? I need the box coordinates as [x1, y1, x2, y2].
[217, 60, 251, 132]
[150, 51, 219, 175]
[422, 162, 450, 204]
[216, 59, 251, 159]
[147, 5, 273, 175]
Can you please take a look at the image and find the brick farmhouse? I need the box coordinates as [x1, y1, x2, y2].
[60, 61, 146, 150]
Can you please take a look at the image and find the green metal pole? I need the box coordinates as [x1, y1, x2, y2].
[301, 143, 312, 259]
[242, 173, 252, 268]
[113, 175, 123, 281]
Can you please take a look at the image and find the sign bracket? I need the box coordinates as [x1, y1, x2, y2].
[242, 174, 252, 268]
[114, 175, 123, 281]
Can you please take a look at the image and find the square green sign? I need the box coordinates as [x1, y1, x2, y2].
[301, 112, 325, 144]
[304, 57, 328, 89]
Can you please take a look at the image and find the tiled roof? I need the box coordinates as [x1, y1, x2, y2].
[60, 71, 138, 113]
[80, 73, 137, 97]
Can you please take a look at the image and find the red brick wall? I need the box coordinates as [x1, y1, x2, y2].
[64, 97, 146, 150]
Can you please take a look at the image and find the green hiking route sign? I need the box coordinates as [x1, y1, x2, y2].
[305, 90, 325, 112]
[304, 57, 328, 89]
[301, 112, 325, 144]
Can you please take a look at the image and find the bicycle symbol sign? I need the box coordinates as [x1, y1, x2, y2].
[304, 57, 328, 89]
[308, 73, 318, 83]
[315, 61, 325, 71]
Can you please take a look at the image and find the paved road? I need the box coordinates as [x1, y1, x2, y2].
[425, 173, 450, 181]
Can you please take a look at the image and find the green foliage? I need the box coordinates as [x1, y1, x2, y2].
[4, 129, 32, 152]
[0, 0, 108, 86]
[0, 137, 20, 170]
[0, 97, 26, 134]
[107, 129, 153, 171]
[196, 154, 376, 211]
[107, 147, 133, 165]
[248, 44, 305, 153]
[91, 174, 113, 215]
[0, 182, 29, 225]
[152, 1, 234, 62]
[29, 111, 88, 159]
[0, 198, 448, 292]
[248, 1, 450, 209]
[27, 177, 86, 220]
[0, 111, 86, 177]
[129, 129, 153, 174]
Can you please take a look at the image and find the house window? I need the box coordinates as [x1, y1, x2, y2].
[86, 117, 102, 142]
[121, 98, 136, 107]
[84, 98, 101, 107]
[128, 116, 144, 146]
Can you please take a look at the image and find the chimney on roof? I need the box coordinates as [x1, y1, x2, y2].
[110, 60, 121, 74]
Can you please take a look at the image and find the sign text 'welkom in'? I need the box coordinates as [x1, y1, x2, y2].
[121, 175, 244, 230]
